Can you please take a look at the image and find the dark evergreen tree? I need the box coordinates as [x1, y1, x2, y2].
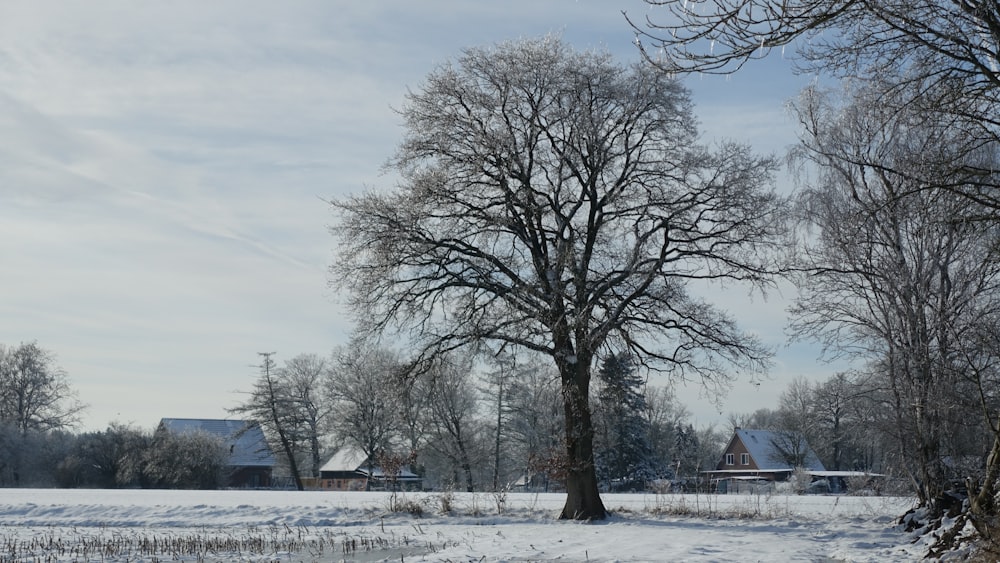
[595, 353, 656, 491]
[672, 423, 701, 480]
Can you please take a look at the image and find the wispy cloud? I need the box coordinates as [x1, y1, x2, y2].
[0, 0, 819, 429]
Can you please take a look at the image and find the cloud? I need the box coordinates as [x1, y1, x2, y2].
[0, 0, 817, 430]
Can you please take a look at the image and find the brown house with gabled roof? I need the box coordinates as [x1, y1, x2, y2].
[703, 428, 825, 491]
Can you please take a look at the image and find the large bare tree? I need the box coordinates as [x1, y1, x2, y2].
[330, 37, 787, 519]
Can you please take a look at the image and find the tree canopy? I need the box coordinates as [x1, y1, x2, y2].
[330, 36, 787, 519]
[0, 341, 84, 435]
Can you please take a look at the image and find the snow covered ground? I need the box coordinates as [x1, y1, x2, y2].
[0, 489, 926, 561]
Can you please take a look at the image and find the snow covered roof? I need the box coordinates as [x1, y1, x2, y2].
[808, 471, 884, 478]
[158, 418, 276, 467]
[319, 447, 419, 480]
[703, 469, 881, 479]
[734, 429, 826, 472]
[320, 447, 369, 473]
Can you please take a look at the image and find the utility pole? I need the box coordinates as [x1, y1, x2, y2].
[258, 352, 276, 376]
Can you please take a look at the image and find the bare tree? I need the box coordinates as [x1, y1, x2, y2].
[807, 372, 878, 471]
[941, 315, 1000, 553]
[479, 347, 517, 491]
[65, 423, 151, 488]
[774, 377, 821, 461]
[695, 425, 730, 475]
[504, 357, 563, 491]
[393, 364, 432, 480]
[230, 353, 306, 490]
[631, 0, 1000, 211]
[634, 0, 997, 80]
[144, 429, 228, 489]
[326, 345, 403, 489]
[841, 370, 894, 473]
[0, 342, 85, 435]
[788, 81, 1000, 513]
[727, 408, 778, 432]
[330, 37, 786, 519]
[279, 353, 333, 479]
[643, 385, 694, 478]
[423, 352, 484, 492]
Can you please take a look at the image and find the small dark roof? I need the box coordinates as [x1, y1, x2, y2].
[158, 418, 276, 467]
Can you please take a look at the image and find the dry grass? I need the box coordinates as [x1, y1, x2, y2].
[628, 491, 793, 520]
[0, 525, 438, 563]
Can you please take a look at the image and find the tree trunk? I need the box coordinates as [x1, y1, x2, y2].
[970, 431, 1000, 538]
[276, 428, 304, 491]
[458, 441, 475, 492]
[365, 458, 375, 491]
[494, 378, 503, 491]
[558, 364, 607, 520]
[831, 411, 842, 471]
[310, 431, 321, 479]
[258, 354, 304, 491]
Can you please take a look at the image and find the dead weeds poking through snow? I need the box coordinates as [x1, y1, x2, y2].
[0, 525, 443, 563]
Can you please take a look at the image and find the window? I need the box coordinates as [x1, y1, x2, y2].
[741, 453, 749, 466]
[725, 453, 734, 465]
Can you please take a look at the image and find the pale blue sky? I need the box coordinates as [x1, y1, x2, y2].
[0, 0, 837, 431]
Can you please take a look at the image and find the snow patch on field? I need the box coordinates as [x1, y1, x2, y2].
[0, 489, 925, 561]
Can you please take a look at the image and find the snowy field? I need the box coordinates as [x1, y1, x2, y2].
[0, 489, 926, 562]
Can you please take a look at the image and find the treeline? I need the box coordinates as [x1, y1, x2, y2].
[5, 336, 986, 494]
[0, 341, 236, 489]
[3, 424, 232, 489]
[729, 372, 993, 493]
[0, 339, 729, 490]
[231, 347, 724, 493]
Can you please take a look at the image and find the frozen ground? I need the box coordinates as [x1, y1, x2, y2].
[0, 489, 926, 561]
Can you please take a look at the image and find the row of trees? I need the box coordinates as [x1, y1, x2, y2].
[786, 80, 1000, 511]
[634, 0, 999, 550]
[0, 341, 235, 489]
[7, 335, 972, 496]
[232, 347, 719, 494]
[2, 422, 237, 489]
[730, 370, 991, 490]
[6, 336, 965, 498]
[0, 341, 728, 491]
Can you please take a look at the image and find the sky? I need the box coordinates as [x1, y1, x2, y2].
[0, 0, 843, 432]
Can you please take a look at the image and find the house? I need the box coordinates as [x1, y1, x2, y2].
[156, 418, 276, 488]
[317, 447, 421, 491]
[703, 428, 826, 493]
